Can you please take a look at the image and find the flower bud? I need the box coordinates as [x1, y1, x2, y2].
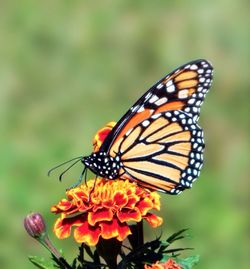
[24, 212, 63, 260]
[24, 212, 47, 239]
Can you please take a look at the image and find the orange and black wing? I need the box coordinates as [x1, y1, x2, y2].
[98, 59, 213, 193]
[100, 59, 213, 153]
[109, 111, 203, 194]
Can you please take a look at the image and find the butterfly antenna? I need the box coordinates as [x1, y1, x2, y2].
[58, 158, 82, 182]
[47, 156, 82, 177]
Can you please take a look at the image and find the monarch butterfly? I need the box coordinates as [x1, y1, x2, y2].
[50, 59, 213, 194]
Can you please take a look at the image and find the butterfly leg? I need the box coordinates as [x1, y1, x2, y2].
[88, 175, 98, 202]
[66, 166, 87, 190]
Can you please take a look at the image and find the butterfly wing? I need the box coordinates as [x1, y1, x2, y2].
[100, 59, 213, 153]
[109, 111, 203, 194]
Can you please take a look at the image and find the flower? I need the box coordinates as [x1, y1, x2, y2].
[144, 258, 182, 269]
[51, 178, 163, 246]
[24, 212, 62, 260]
[92, 121, 116, 152]
[24, 212, 47, 239]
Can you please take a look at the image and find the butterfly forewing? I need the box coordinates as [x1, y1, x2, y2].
[100, 59, 212, 153]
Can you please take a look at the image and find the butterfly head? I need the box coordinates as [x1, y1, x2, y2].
[82, 152, 120, 180]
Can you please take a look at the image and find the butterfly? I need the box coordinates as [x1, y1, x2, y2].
[50, 59, 213, 194]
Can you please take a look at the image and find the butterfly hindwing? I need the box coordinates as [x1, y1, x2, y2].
[109, 111, 204, 194]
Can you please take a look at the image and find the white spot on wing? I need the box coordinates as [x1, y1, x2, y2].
[156, 83, 164, 89]
[126, 128, 133, 136]
[145, 92, 152, 100]
[142, 120, 150, 127]
[166, 80, 173, 87]
[190, 64, 198, 70]
[188, 98, 196, 105]
[149, 95, 159, 103]
[151, 113, 161, 119]
[131, 105, 139, 112]
[178, 89, 189, 99]
[166, 84, 175, 93]
[155, 97, 168, 106]
[137, 106, 145, 112]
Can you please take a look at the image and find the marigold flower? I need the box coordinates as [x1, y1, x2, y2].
[144, 258, 182, 269]
[51, 178, 163, 246]
[92, 121, 116, 152]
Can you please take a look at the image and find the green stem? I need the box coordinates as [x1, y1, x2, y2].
[38, 235, 72, 269]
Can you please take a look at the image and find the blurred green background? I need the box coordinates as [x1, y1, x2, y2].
[0, 1, 249, 268]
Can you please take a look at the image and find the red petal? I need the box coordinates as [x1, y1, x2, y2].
[137, 198, 154, 215]
[53, 217, 82, 239]
[116, 221, 132, 241]
[143, 213, 163, 228]
[51, 199, 73, 213]
[126, 196, 139, 209]
[93, 122, 116, 152]
[117, 208, 141, 223]
[99, 219, 131, 241]
[74, 222, 101, 246]
[113, 192, 128, 207]
[88, 208, 113, 226]
[98, 128, 112, 143]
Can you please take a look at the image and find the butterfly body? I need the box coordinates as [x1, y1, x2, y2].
[82, 152, 120, 179]
[78, 59, 213, 194]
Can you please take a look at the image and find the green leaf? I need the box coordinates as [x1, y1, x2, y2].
[28, 256, 55, 269]
[158, 255, 199, 269]
[176, 255, 200, 269]
[166, 229, 189, 244]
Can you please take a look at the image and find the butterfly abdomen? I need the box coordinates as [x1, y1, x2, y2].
[82, 152, 121, 179]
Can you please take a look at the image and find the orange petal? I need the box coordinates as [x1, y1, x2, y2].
[51, 199, 73, 213]
[126, 195, 140, 208]
[69, 189, 89, 203]
[137, 197, 154, 215]
[117, 208, 142, 223]
[116, 221, 132, 241]
[149, 192, 161, 211]
[53, 217, 82, 239]
[99, 219, 131, 241]
[146, 259, 182, 269]
[144, 213, 163, 228]
[74, 222, 101, 246]
[88, 208, 113, 226]
[113, 192, 128, 207]
[161, 259, 182, 269]
[144, 263, 163, 269]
